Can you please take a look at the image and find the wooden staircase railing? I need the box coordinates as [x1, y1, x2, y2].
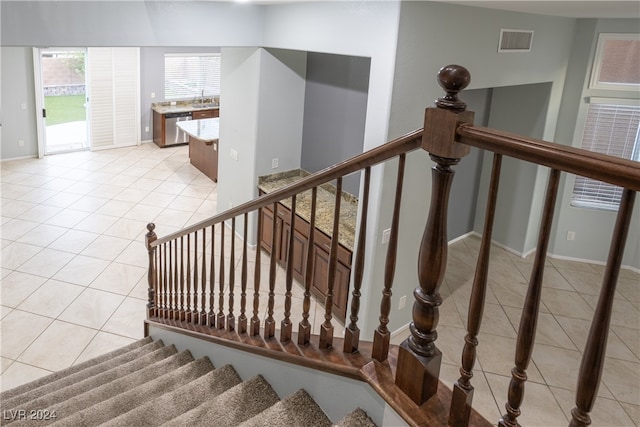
[144, 65, 639, 427]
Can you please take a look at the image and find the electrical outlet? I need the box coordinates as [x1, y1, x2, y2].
[398, 295, 407, 309]
[18, 139, 24, 147]
[170, 101, 177, 106]
[230, 149, 238, 161]
[567, 231, 576, 241]
[381, 228, 391, 244]
[272, 158, 279, 169]
[144, 126, 149, 133]
[150, 92, 156, 98]
[20, 103, 27, 110]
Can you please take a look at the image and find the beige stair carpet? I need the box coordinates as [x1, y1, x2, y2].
[101, 364, 242, 427]
[0, 338, 378, 427]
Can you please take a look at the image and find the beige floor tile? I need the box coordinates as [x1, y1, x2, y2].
[619, 402, 640, 425]
[582, 293, 640, 330]
[67, 195, 110, 213]
[1, 310, 53, 359]
[601, 357, 640, 405]
[1, 305, 13, 319]
[0, 200, 37, 218]
[1, 218, 40, 241]
[541, 288, 594, 321]
[90, 262, 147, 296]
[551, 386, 635, 427]
[101, 297, 147, 340]
[17, 320, 97, 372]
[611, 325, 640, 360]
[16, 279, 84, 318]
[16, 248, 75, 278]
[53, 255, 109, 286]
[81, 235, 131, 261]
[45, 208, 89, 228]
[0, 361, 51, 392]
[549, 257, 600, 273]
[74, 213, 119, 234]
[485, 372, 569, 427]
[20, 204, 63, 223]
[94, 199, 136, 217]
[0, 242, 42, 270]
[1, 271, 47, 308]
[475, 333, 544, 384]
[1, 356, 14, 374]
[73, 331, 136, 365]
[48, 229, 100, 254]
[502, 307, 577, 351]
[114, 241, 150, 268]
[58, 288, 125, 329]
[557, 267, 604, 296]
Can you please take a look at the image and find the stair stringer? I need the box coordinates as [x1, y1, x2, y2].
[148, 325, 407, 427]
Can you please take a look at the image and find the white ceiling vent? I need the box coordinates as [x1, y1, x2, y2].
[498, 29, 534, 52]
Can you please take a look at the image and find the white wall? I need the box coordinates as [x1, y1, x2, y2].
[217, 47, 306, 244]
[1, 47, 38, 159]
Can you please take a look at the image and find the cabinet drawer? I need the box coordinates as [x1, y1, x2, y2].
[192, 109, 219, 119]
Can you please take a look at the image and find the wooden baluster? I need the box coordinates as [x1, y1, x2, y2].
[200, 227, 207, 325]
[168, 240, 174, 319]
[250, 208, 263, 336]
[499, 169, 560, 427]
[396, 64, 473, 405]
[265, 202, 278, 340]
[179, 236, 185, 321]
[570, 189, 635, 427]
[281, 195, 297, 343]
[228, 217, 236, 331]
[161, 243, 167, 318]
[319, 178, 343, 350]
[217, 223, 226, 329]
[192, 230, 200, 324]
[208, 225, 216, 327]
[450, 153, 502, 426]
[373, 156, 405, 361]
[344, 168, 370, 353]
[145, 223, 157, 320]
[169, 240, 180, 320]
[239, 213, 249, 334]
[185, 234, 192, 323]
[298, 187, 317, 346]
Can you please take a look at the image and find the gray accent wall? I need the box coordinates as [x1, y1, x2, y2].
[300, 52, 370, 197]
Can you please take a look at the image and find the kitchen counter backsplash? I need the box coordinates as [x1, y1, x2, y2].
[152, 98, 220, 114]
[258, 169, 358, 250]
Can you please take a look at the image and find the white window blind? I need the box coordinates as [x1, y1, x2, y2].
[571, 100, 640, 211]
[164, 54, 221, 100]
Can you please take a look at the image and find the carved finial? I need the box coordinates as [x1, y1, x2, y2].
[146, 223, 156, 234]
[435, 65, 470, 113]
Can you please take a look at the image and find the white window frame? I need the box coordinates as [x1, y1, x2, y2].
[589, 33, 640, 91]
[164, 53, 221, 101]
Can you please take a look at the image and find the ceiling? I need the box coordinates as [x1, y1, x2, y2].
[425, 1, 640, 19]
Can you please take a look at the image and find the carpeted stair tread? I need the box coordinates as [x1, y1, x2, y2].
[101, 364, 242, 427]
[239, 389, 332, 427]
[335, 408, 378, 427]
[0, 337, 154, 402]
[9, 349, 194, 427]
[1, 339, 163, 409]
[161, 375, 280, 427]
[51, 356, 214, 427]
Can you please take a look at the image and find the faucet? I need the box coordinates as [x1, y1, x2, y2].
[201, 89, 205, 105]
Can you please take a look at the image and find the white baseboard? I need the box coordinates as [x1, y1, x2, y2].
[1, 154, 38, 162]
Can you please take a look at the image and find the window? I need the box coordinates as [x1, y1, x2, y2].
[571, 99, 640, 211]
[589, 33, 640, 91]
[164, 53, 221, 100]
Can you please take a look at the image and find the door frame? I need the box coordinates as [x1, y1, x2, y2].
[33, 47, 89, 157]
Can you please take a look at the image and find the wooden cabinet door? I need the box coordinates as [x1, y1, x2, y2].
[153, 111, 165, 148]
[282, 217, 309, 284]
[192, 109, 219, 119]
[311, 242, 350, 322]
[260, 207, 276, 253]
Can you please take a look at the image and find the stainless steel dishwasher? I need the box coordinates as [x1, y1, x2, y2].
[164, 111, 192, 146]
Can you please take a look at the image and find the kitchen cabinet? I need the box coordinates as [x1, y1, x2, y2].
[188, 135, 218, 182]
[258, 193, 352, 322]
[153, 108, 218, 148]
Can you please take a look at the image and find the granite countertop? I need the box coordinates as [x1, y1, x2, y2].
[258, 169, 358, 250]
[177, 118, 219, 144]
[152, 99, 220, 115]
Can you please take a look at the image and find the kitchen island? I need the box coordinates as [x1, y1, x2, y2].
[177, 118, 220, 182]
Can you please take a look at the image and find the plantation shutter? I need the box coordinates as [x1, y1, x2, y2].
[571, 100, 640, 210]
[88, 47, 140, 150]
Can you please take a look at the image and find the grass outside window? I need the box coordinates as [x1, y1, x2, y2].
[45, 95, 86, 126]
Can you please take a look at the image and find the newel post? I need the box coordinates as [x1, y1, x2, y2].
[145, 223, 157, 331]
[395, 65, 474, 405]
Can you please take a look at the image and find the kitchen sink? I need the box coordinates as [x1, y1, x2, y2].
[194, 103, 218, 109]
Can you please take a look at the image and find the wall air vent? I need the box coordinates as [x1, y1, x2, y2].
[498, 29, 534, 52]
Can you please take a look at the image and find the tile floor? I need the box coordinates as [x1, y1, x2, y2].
[1, 143, 638, 426]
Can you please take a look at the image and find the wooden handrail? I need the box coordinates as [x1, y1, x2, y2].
[149, 130, 423, 247]
[457, 125, 640, 191]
